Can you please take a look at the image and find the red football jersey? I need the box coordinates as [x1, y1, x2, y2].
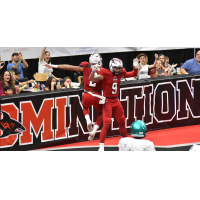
[79, 62, 101, 93]
[98, 68, 138, 98]
[97, 68, 126, 98]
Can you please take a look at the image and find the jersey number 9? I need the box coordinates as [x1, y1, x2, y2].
[112, 82, 117, 94]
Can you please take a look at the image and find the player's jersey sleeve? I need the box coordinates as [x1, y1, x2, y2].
[98, 68, 106, 77]
[123, 68, 138, 78]
[79, 61, 88, 70]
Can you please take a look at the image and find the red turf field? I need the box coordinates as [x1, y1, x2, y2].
[35, 125, 200, 150]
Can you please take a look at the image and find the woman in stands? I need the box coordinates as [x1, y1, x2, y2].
[0, 70, 17, 95]
[8, 70, 29, 93]
[136, 53, 158, 79]
[150, 56, 177, 77]
[45, 77, 62, 91]
[38, 47, 61, 81]
[164, 56, 178, 76]
[61, 76, 73, 88]
[151, 60, 168, 77]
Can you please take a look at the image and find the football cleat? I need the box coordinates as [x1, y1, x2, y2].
[88, 135, 94, 142]
[87, 122, 93, 132]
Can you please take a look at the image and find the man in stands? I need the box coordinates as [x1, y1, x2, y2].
[118, 120, 156, 151]
[89, 58, 138, 151]
[181, 49, 200, 75]
[7, 52, 29, 79]
[43, 53, 104, 140]
[14, 70, 34, 87]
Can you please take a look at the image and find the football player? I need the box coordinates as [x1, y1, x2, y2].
[43, 53, 104, 140]
[118, 120, 156, 151]
[89, 58, 138, 151]
[189, 144, 200, 151]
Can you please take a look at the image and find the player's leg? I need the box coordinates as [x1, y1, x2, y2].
[98, 102, 112, 151]
[82, 93, 93, 132]
[113, 101, 127, 138]
[88, 99, 103, 141]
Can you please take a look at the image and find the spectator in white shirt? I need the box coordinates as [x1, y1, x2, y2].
[38, 47, 61, 81]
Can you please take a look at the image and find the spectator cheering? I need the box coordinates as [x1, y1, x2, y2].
[164, 56, 177, 75]
[7, 52, 29, 79]
[39, 47, 61, 81]
[0, 71, 17, 95]
[180, 50, 200, 75]
[151, 60, 168, 77]
[136, 53, 158, 79]
[0, 55, 5, 70]
[159, 54, 165, 65]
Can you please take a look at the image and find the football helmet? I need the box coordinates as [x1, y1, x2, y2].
[109, 58, 123, 75]
[89, 53, 102, 67]
[130, 120, 147, 138]
[189, 144, 200, 151]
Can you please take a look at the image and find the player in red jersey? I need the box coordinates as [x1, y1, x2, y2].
[43, 53, 104, 140]
[89, 58, 138, 151]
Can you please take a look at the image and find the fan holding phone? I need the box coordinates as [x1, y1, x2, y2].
[0, 55, 5, 70]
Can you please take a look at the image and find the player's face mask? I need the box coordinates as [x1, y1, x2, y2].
[113, 67, 121, 75]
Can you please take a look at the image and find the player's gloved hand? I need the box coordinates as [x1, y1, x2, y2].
[43, 64, 58, 69]
[91, 64, 99, 72]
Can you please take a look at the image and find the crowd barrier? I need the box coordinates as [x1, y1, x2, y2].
[0, 74, 200, 151]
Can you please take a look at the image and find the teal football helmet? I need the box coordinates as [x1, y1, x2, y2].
[130, 120, 147, 138]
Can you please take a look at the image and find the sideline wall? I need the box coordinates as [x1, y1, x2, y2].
[0, 74, 200, 150]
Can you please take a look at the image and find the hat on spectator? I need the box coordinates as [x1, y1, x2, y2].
[136, 53, 148, 65]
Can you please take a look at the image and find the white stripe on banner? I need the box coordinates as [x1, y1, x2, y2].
[0, 47, 195, 61]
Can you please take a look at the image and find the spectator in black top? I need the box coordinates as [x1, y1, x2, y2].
[14, 70, 34, 86]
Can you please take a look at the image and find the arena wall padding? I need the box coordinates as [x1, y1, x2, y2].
[0, 74, 199, 150]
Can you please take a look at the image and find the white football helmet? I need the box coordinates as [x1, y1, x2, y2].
[109, 58, 123, 75]
[89, 53, 102, 67]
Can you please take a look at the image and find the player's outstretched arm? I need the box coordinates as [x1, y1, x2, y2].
[43, 63, 83, 72]
[124, 67, 139, 78]
[57, 64, 83, 72]
[89, 71, 104, 82]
